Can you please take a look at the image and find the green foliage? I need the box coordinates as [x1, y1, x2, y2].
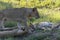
[56, 35, 60, 40]
[0, 0, 60, 8]
[0, 1, 12, 10]
[6, 37, 14, 40]
[28, 35, 46, 40]
[33, 7, 60, 24]
[4, 21, 17, 28]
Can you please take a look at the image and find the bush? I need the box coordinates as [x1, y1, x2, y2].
[24, 32, 50, 40]
[4, 21, 17, 28]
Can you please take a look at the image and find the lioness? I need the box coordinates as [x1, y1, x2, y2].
[0, 7, 40, 31]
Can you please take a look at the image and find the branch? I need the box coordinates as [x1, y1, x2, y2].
[0, 29, 27, 37]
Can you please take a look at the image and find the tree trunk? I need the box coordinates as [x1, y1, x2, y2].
[0, 29, 27, 37]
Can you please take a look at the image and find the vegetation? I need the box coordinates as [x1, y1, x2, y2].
[1, 29, 60, 40]
[0, 0, 60, 40]
[4, 21, 17, 28]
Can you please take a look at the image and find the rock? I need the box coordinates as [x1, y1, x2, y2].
[36, 22, 54, 30]
[52, 23, 60, 30]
